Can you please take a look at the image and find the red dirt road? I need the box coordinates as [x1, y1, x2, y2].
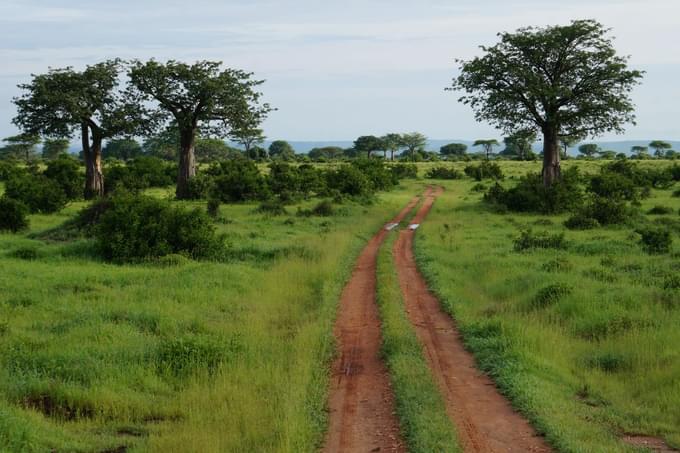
[393, 186, 552, 453]
[323, 190, 428, 453]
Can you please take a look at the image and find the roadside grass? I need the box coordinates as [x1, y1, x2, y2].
[375, 205, 461, 453]
[0, 182, 420, 452]
[413, 173, 680, 452]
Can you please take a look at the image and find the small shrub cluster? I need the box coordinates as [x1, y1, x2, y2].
[484, 168, 583, 214]
[636, 227, 673, 254]
[255, 199, 288, 216]
[513, 229, 568, 252]
[425, 166, 462, 179]
[105, 156, 176, 194]
[0, 197, 29, 232]
[464, 161, 504, 181]
[576, 197, 634, 226]
[647, 205, 674, 215]
[297, 199, 335, 217]
[390, 163, 418, 179]
[4, 174, 68, 214]
[42, 155, 82, 200]
[530, 283, 572, 309]
[564, 213, 600, 230]
[78, 194, 225, 262]
[208, 158, 268, 202]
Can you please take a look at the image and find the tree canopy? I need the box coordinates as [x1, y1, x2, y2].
[440, 142, 468, 157]
[473, 139, 500, 160]
[452, 20, 643, 186]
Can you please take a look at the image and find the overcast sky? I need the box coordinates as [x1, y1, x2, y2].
[1, 0, 679, 142]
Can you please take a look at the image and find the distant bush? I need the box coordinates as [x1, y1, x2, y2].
[484, 168, 583, 214]
[351, 158, 397, 191]
[464, 161, 504, 181]
[471, 183, 487, 193]
[588, 171, 639, 201]
[390, 163, 418, 179]
[4, 174, 67, 213]
[185, 173, 214, 200]
[325, 164, 372, 197]
[43, 155, 82, 200]
[564, 213, 600, 230]
[513, 229, 568, 252]
[647, 205, 674, 215]
[206, 197, 221, 218]
[425, 166, 462, 179]
[636, 227, 672, 254]
[209, 159, 268, 202]
[255, 199, 288, 216]
[530, 283, 572, 309]
[580, 196, 633, 226]
[297, 199, 334, 217]
[8, 246, 40, 260]
[85, 194, 225, 262]
[0, 197, 29, 232]
[105, 156, 176, 194]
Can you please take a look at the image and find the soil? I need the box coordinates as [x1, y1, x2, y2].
[393, 186, 552, 453]
[323, 191, 427, 453]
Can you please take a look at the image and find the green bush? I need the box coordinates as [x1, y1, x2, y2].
[324, 164, 372, 197]
[0, 197, 29, 233]
[43, 155, 82, 200]
[104, 157, 176, 194]
[297, 199, 334, 217]
[513, 229, 568, 252]
[588, 171, 639, 201]
[0, 160, 19, 181]
[206, 197, 221, 218]
[647, 205, 674, 215]
[351, 158, 397, 191]
[390, 163, 418, 179]
[464, 161, 504, 181]
[255, 199, 288, 216]
[484, 168, 583, 214]
[636, 227, 672, 254]
[185, 173, 214, 200]
[208, 159, 267, 202]
[8, 247, 40, 260]
[4, 174, 67, 213]
[582, 196, 633, 225]
[564, 213, 600, 230]
[425, 166, 462, 179]
[530, 283, 572, 309]
[85, 194, 225, 262]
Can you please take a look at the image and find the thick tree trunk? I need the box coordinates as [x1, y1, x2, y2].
[542, 127, 561, 187]
[82, 123, 104, 199]
[176, 128, 197, 199]
[390, 150, 395, 161]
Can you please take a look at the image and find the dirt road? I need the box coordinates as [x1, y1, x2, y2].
[393, 186, 552, 453]
[323, 190, 429, 453]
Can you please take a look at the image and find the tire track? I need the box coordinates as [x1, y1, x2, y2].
[323, 189, 430, 453]
[393, 186, 551, 453]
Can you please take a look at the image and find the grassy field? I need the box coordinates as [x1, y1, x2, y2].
[0, 183, 418, 452]
[414, 162, 680, 452]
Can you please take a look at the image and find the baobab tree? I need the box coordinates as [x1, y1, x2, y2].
[452, 20, 643, 186]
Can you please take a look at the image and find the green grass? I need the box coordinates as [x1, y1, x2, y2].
[0, 183, 420, 452]
[413, 172, 680, 452]
[376, 225, 462, 452]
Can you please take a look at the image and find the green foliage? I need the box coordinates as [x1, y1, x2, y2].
[156, 335, 230, 378]
[255, 199, 288, 216]
[464, 161, 504, 181]
[564, 213, 600, 230]
[268, 140, 295, 160]
[324, 164, 371, 197]
[207, 197, 221, 218]
[648, 205, 674, 215]
[439, 142, 467, 157]
[530, 284, 572, 309]
[208, 159, 267, 202]
[102, 138, 143, 160]
[484, 169, 583, 214]
[86, 194, 225, 262]
[41, 138, 70, 160]
[351, 158, 397, 191]
[0, 196, 29, 232]
[43, 154, 82, 200]
[513, 229, 568, 252]
[104, 157, 176, 194]
[425, 166, 462, 179]
[390, 163, 418, 179]
[581, 196, 633, 226]
[4, 173, 67, 214]
[636, 227, 672, 254]
[297, 200, 335, 217]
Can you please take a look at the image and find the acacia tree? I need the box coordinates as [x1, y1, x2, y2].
[42, 138, 70, 160]
[578, 143, 600, 158]
[649, 140, 671, 158]
[473, 139, 500, 160]
[382, 133, 403, 160]
[440, 142, 468, 157]
[13, 60, 142, 198]
[503, 131, 535, 160]
[1, 134, 40, 161]
[631, 145, 650, 159]
[128, 60, 272, 199]
[400, 132, 427, 161]
[228, 107, 266, 157]
[558, 134, 582, 159]
[353, 135, 384, 158]
[452, 20, 643, 186]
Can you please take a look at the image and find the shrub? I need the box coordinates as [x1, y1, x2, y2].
[513, 229, 567, 252]
[186, 173, 214, 200]
[105, 157, 177, 194]
[206, 197, 220, 218]
[542, 257, 572, 273]
[43, 155, 82, 200]
[471, 183, 487, 193]
[255, 199, 288, 216]
[425, 166, 462, 179]
[86, 194, 225, 262]
[582, 196, 633, 225]
[636, 227, 672, 254]
[209, 159, 267, 202]
[564, 213, 600, 230]
[351, 158, 397, 191]
[324, 164, 372, 197]
[0, 197, 29, 232]
[267, 161, 301, 200]
[0, 160, 19, 181]
[390, 163, 418, 179]
[485, 168, 583, 214]
[3, 174, 67, 213]
[464, 161, 504, 181]
[647, 205, 674, 215]
[672, 188, 680, 198]
[8, 247, 40, 260]
[297, 199, 334, 217]
[530, 283, 572, 309]
[588, 171, 639, 201]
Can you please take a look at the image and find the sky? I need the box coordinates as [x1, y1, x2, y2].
[1, 0, 679, 142]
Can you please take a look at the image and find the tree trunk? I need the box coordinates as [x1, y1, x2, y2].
[390, 150, 394, 161]
[176, 127, 197, 199]
[542, 127, 561, 187]
[83, 123, 104, 199]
